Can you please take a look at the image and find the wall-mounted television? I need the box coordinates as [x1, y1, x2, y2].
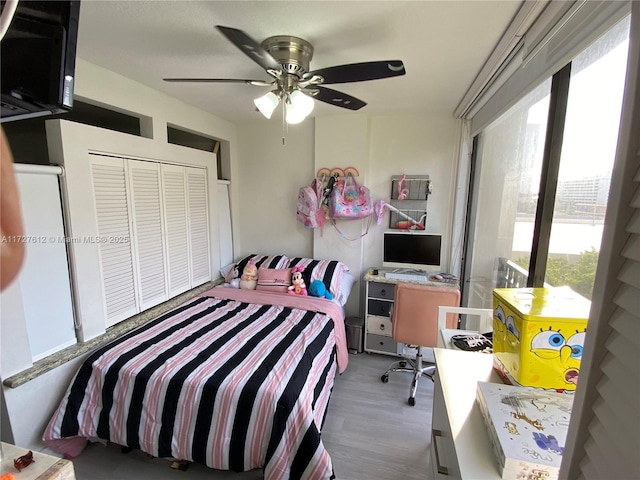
[382, 231, 442, 272]
[1, 0, 80, 122]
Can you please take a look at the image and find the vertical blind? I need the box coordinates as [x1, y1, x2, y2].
[560, 3, 640, 477]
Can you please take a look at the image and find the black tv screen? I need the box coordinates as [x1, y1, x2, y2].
[1, 0, 80, 122]
[383, 232, 442, 270]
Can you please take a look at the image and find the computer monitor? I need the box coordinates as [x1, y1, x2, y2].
[383, 231, 442, 272]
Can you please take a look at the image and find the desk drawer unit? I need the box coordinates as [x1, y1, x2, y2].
[366, 315, 392, 335]
[364, 278, 398, 355]
[366, 333, 398, 354]
[367, 299, 393, 317]
[368, 282, 395, 300]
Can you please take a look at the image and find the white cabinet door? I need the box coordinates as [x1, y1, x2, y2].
[161, 164, 191, 296]
[186, 166, 211, 286]
[90, 156, 138, 326]
[127, 160, 168, 310]
[15, 168, 77, 361]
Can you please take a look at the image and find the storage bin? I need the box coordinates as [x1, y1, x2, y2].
[345, 316, 364, 353]
[492, 287, 590, 391]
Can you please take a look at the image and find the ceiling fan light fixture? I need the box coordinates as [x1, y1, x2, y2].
[285, 90, 314, 124]
[285, 104, 305, 124]
[254, 91, 280, 119]
[289, 90, 314, 117]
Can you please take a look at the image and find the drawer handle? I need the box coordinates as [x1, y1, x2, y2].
[432, 429, 449, 476]
[379, 323, 385, 331]
[379, 341, 384, 346]
[381, 289, 386, 296]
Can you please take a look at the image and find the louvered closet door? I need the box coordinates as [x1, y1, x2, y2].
[186, 167, 211, 285]
[128, 160, 168, 310]
[90, 156, 138, 326]
[161, 164, 191, 296]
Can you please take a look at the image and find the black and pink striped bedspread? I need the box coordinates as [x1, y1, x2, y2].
[43, 289, 348, 479]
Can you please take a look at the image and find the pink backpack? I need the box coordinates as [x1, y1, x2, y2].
[296, 177, 326, 230]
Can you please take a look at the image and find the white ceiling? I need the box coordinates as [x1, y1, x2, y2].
[76, 1, 523, 124]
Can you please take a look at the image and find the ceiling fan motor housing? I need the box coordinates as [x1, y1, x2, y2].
[261, 35, 314, 78]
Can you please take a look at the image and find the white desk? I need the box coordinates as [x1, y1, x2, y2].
[438, 328, 479, 349]
[431, 349, 502, 479]
[363, 269, 459, 289]
[363, 269, 459, 356]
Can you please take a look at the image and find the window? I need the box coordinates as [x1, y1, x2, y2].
[464, 80, 551, 307]
[546, 19, 630, 299]
[463, 16, 631, 306]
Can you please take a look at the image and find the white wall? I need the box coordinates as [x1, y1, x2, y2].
[235, 112, 460, 317]
[3, 357, 87, 449]
[314, 115, 371, 317]
[235, 119, 315, 260]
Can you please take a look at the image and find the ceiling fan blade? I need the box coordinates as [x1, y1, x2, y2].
[216, 25, 282, 73]
[304, 60, 406, 84]
[163, 78, 273, 86]
[310, 86, 367, 111]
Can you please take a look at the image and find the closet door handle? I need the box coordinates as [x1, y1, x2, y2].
[432, 429, 449, 475]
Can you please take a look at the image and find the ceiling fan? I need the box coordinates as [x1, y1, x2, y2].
[164, 26, 406, 124]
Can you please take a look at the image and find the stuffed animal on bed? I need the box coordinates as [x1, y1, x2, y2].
[308, 280, 333, 300]
[288, 266, 307, 296]
[239, 261, 258, 290]
[228, 265, 240, 288]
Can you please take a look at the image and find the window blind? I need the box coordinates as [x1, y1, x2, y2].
[467, 0, 631, 136]
[560, 4, 640, 477]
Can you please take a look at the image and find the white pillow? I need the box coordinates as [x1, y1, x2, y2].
[219, 263, 237, 281]
[335, 272, 356, 307]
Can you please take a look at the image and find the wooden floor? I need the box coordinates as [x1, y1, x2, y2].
[71, 352, 435, 480]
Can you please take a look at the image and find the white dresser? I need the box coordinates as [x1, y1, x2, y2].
[431, 348, 502, 479]
[363, 269, 459, 356]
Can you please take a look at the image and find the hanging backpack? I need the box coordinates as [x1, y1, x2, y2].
[296, 177, 325, 230]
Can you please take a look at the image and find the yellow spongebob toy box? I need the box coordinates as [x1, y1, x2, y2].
[492, 287, 590, 392]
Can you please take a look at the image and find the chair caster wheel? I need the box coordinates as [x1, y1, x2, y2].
[408, 397, 415, 406]
[381, 374, 389, 383]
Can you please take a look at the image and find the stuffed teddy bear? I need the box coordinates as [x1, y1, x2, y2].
[308, 280, 333, 300]
[288, 266, 307, 296]
[239, 260, 258, 290]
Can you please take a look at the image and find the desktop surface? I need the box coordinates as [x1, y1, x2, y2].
[365, 268, 459, 288]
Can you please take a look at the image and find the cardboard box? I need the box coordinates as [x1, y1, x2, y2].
[492, 287, 590, 391]
[476, 381, 574, 479]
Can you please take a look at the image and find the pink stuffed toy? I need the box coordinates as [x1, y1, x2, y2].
[288, 266, 307, 296]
